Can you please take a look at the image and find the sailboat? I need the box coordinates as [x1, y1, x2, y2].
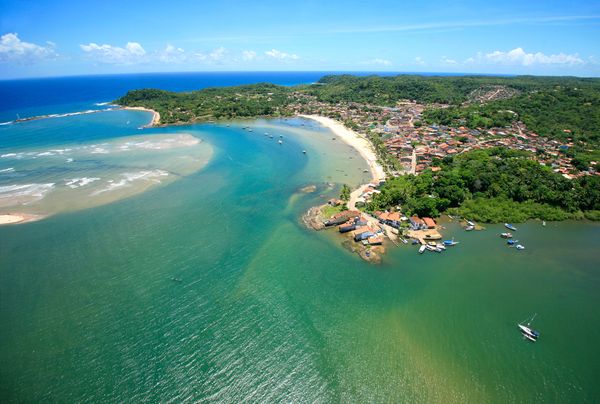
[518, 314, 540, 342]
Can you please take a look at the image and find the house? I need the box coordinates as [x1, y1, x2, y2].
[327, 198, 343, 207]
[409, 216, 426, 230]
[353, 226, 376, 241]
[423, 217, 436, 229]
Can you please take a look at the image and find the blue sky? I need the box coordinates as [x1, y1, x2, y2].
[1, 0, 600, 78]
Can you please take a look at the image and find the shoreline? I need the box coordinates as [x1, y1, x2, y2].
[121, 106, 161, 127]
[0, 213, 44, 225]
[298, 114, 386, 184]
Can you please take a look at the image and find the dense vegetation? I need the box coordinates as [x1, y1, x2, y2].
[117, 83, 293, 124]
[367, 148, 600, 222]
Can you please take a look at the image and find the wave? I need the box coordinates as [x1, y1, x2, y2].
[0, 167, 15, 173]
[0, 183, 55, 206]
[90, 170, 169, 196]
[64, 177, 101, 189]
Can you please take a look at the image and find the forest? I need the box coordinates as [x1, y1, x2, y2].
[367, 148, 600, 222]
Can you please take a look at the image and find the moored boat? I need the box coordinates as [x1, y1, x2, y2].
[500, 232, 512, 238]
[418, 245, 426, 254]
[507, 239, 518, 245]
[465, 225, 474, 231]
[443, 238, 459, 246]
[505, 223, 517, 231]
[518, 314, 540, 342]
[516, 244, 525, 250]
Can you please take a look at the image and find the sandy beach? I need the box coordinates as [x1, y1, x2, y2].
[123, 107, 161, 127]
[299, 115, 386, 183]
[0, 213, 42, 225]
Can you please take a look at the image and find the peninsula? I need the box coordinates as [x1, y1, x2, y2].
[116, 74, 600, 224]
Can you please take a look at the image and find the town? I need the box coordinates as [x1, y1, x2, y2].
[288, 92, 595, 180]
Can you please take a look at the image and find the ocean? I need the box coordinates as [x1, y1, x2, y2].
[0, 73, 599, 403]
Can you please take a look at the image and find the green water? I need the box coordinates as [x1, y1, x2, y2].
[1, 117, 599, 403]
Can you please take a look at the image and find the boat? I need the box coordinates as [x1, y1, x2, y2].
[278, 140, 283, 144]
[505, 223, 517, 231]
[516, 244, 525, 250]
[500, 232, 512, 238]
[400, 238, 408, 244]
[302, 150, 307, 154]
[425, 245, 437, 252]
[443, 238, 459, 246]
[436, 243, 446, 250]
[518, 314, 540, 341]
[411, 239, 420, 245]
[466, 220, 475, 227]
[542, 220, 546, 226]
[465, 225, 475, 231]
[418, 245, 426, 254]
[507, 239, 518, 245]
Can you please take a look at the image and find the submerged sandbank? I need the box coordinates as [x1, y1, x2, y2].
[0, 133, 212, 225]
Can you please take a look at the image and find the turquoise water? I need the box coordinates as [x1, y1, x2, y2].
[1, 110, 599, 402]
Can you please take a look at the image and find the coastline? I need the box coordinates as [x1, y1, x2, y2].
[0, 213, 43, 225]
[122, 106, 161, 127]
[298, 114, 386, 184]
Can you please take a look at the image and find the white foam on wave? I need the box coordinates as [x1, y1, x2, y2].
[0, 183, 55, 206]
[64, 177, 101, 188]
[1, 153, 19, 158]
[90, 170, 169, 196]
[0, 167, 15, 173]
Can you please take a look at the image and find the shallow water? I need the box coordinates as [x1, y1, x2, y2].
[1, 109, 599, 403]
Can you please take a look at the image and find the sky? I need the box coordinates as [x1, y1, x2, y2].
[1, 0, 600, 79]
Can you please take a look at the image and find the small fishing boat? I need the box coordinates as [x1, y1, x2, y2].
[302, 150, 307, 154]
[500, 232, 512, 238]
[466, 220, 475, 227]
[400, 238, 408, 244]
[518, 314, 540, 342]
[418, 245, 426, 254]
[507, 239, 518, 245]
[505, 223, 517, 231]
[411, 239, 420, 245]
[542, 220, 546, 226]
[465, 225, 475, 231]
[278, 140, 283, 144]
[516, 244, 525, 250]
[425, 245, 437, 252]
[436, 243, 446, 250]
[443, 238, 459, 246]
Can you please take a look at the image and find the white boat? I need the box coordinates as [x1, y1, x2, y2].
[500, 232, 512, 238]
[505, 223, 517, 231]
[436, 243, 446, 250]
[425, 245, 437, 252]
[542, 221, 546, 226]
[518, 314, 540, 342]
[465, 225, 475, 231]
[467, 220, 475, 226]
[516, 244, 525, 250]
[418, 245, 426, 254]
[278, 140, 283, 144]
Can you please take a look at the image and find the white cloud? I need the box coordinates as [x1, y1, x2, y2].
[242, 50, 257, 61]
[265, 49, 299, 61]
[440, 56, 458, 65]
[480, 47, 584, 66]
[195, 47, 228, 62]
[157, 44, 186, 63]
[366, 58, 392, 66]
[80, 41, 147, 64]
[414, 56, 426, 66]
[0, 33, 58, 63]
